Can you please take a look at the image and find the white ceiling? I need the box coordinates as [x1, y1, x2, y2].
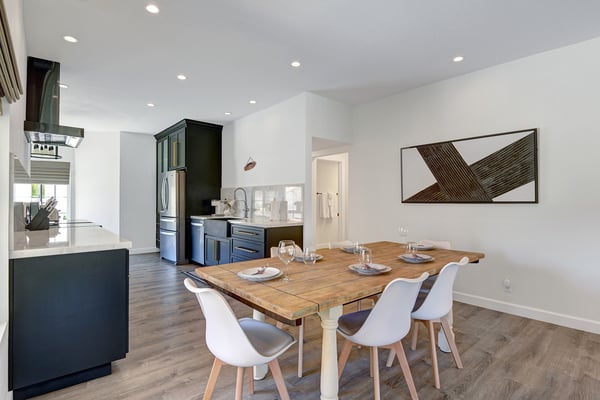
[22, 0, 600, 135]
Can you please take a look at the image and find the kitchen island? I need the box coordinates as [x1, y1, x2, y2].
[9, 225, 132, 400]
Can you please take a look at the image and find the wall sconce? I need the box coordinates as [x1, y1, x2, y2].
[243, 157, 256, 171]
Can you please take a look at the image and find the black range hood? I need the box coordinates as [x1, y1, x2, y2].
[23, 57, 84, 148]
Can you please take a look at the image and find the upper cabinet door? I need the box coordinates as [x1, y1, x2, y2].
[168, 129, 185, 170]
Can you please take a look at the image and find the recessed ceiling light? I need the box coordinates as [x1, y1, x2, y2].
[453, 56, 464, 63]
[177, 74, 187, 80]
[290, 61, 301, 68]
[63, 35, 78, 43]
[224, 112, 232, 116]
[59, 83, 69, 89]
[249, 100, 257, 104]
[147, 103, 155, 107]
[145, 4, 159, 14]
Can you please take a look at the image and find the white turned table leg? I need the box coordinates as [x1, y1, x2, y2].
[252, 310, 269, 380]
[318, 305, 343, 400]
[437, 308, 453, 353]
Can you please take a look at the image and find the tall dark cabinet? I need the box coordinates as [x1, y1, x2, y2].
[155, 119, 222, 260]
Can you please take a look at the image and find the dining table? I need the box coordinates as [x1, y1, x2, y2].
[193, 240, 485, 400]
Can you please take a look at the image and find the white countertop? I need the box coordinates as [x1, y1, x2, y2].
[229, 218, 303, 229]
[11, 225, 132, 259]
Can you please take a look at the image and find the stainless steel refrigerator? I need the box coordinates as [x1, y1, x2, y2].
[159, 170, 186, 264]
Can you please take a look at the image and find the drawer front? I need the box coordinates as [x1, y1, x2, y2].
[231, 238, 264, 259]
[231, 225, 265, 242]
[231, 254, 256, 263]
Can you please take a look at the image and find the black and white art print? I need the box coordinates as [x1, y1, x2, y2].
[401, 128, 538, 203]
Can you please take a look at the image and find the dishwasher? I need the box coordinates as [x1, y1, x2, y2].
[190, 219, 205, 264]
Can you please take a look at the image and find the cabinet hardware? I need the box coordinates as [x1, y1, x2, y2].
[234, 246, 258, 254]
[236, 230, 258, 236]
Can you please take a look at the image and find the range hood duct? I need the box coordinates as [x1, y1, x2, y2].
[23, 57, 84, 148]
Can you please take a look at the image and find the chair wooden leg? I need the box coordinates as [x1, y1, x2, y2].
[371, 346, 380, 400]
[235, 367, 244, 400]
[202, 358, 223, 400]
[426, 320, 440, 389]
[338, 339, 353, 379]
[410, 319, 420, 351]
[268, 359, 291, 400]
[392, 341, 419, 400]
[385, 347, 396, 367]
[440, 316, 463, 369]
[298, 318, 304, 378]
[247, 367, 254, 394]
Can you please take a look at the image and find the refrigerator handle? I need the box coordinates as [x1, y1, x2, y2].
[161, 175, 169, 212]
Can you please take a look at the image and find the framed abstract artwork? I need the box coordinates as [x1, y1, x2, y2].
[401, 128, 538, 203]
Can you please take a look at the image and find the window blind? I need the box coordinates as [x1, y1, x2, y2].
[0, 0, 23, 103]
[14, 160, 71, 185]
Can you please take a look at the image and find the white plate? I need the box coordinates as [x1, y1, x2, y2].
[238, 267, 282, 281]
[414, 243, 435, 251]
[341, 246, 366, 254]
[293, 254, 324, 262]
[398, 254, 434, 264]
[348, 263, 392, 275]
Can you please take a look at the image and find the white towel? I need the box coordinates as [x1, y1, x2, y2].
[326, 192, 333, 219]
[318, 193, 332, 219]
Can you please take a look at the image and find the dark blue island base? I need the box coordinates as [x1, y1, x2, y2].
[9, 248, 129, 399]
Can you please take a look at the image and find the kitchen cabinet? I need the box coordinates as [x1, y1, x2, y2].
[155, 119, 222, 254]
[168, 128, 185, 170]
[9, 248, 129, 400]
[156, 137, 168, 245]
[204, 235, 231, 265]
[231, 224, 303, 262]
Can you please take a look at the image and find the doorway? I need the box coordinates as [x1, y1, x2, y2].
[313, 153, 347, 248]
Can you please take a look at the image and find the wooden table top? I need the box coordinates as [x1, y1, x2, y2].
[194, 241, 485, 325]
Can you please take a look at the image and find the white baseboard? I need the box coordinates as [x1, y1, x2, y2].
[454, 291, 600, 335]
[129, 247, 159, 255]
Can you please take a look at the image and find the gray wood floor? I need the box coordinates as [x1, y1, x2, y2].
[34, 253, 600, 400]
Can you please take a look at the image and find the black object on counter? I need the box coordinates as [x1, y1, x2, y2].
[25, 208, 49, 230]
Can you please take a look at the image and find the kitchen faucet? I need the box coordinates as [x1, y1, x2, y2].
[233, 187, 249, 218]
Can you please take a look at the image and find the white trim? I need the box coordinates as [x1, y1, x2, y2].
[454, 291, 600, 335]
[0, 322, 6, 343]
[129, 247, 159, 255]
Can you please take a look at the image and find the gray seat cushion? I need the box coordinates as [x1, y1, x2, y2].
[337, 309, 371, 336]
[239, 318, 296, 357]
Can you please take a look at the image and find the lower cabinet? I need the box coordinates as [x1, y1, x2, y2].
[9, 249, 129, 400]
[231, 224, 303, 261]
[204, 235, 231, 265]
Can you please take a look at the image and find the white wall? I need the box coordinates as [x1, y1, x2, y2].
[350, 37, 600, 333]
[6, 0, 27, 171]
[305, 92, 352, 143]
[222, 93, 307, 188]
[73, 131, 120, 234]
[0, 99, 12, 400]
[2, 0, 26, 397]
[119, 132, 156, 253]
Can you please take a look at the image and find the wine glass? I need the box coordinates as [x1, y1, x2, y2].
[303, 246, 318, 265]
[359, 247, 372, 267]
[278, 240, 295, 281]
[398, 226, 409, 250]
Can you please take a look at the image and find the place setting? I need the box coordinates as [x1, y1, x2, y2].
[398, 241, 435, 264]
[237, 265, 282, 282]
[293, 246, 324, 264]
[348, 247, 391, 275]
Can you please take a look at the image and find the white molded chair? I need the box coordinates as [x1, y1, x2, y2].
[337, 272, 429, 400]
[411, 240, 453, 350]
[184, 278, 296, 400]
[270, 246, 305, 378]
[387, 257, 469, 389]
